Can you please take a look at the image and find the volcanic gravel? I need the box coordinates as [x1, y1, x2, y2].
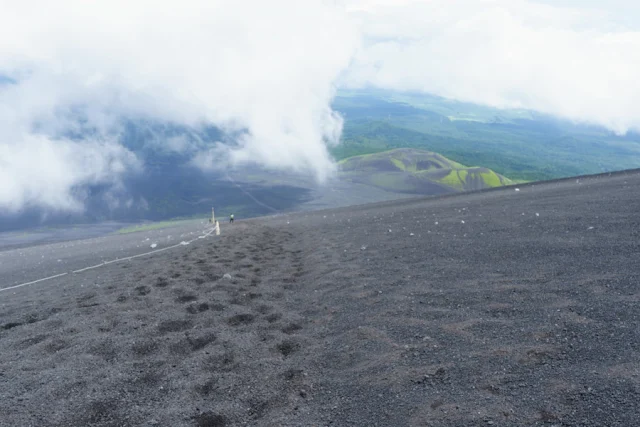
[1, 171, 639, 426]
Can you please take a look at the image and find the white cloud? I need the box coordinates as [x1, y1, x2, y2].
[0, 135, 138, 213]
[0, 0, 358, 212]
[344, 0, 640, 134]
[2, 0, 640, 216]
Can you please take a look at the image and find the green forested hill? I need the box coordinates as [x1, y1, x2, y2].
[339, 148, 511, 194]
[332, 90, 640, 182]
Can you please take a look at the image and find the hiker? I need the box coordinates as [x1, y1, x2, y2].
[229, 214, 234, 223]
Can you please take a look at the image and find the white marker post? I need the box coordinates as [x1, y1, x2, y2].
[211, 207, 215, 224]
[215, 221, 220, 236]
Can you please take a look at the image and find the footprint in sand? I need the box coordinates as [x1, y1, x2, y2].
[175, 294, 198, 303]
[44, 338, 69, 354]
[186, 333, 217, 351]
[157, 319, 193, 334]
[281, 323, 303, 335]
[192, 412, 227, 427]
[186, 302, 210, 314]
[227, 313, 255, 326]
[135, 285, 151, 296]
[131, 340, 159, 357]
[155, 277, 170, 288]
[265, 313, 282, 323]
[276, 340, 300, 357]
[3, 322, 22, 330]
[192, 277, 206, 285]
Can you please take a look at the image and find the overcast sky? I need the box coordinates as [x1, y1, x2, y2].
[1, 0, 639, 213]
[345, 0, 640, 133]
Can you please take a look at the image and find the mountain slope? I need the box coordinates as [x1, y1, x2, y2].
[332, 90, 640, 182]
[339, 148, 512, 194]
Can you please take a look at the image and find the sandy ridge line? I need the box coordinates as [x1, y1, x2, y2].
[0, 226, 218, 294]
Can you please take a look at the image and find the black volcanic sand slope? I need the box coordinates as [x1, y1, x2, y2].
[1, 172, 639, 426]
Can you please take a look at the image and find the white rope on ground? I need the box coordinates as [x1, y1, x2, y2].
[0, 273, 69, 293]
[72, 226, 217, 274]
[225, 174, 279, 213]
[0, 224, 219, 294]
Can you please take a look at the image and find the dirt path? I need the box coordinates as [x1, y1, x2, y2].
[0, 222, 316, 426]
[1, 171, 639, 426]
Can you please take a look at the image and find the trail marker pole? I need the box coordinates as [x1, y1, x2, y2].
[215, 221, 220, 236]
[211, 207, 215, 224]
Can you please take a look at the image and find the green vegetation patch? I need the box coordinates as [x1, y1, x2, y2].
[437, 169, 464, 190]
[116, 219, 195, 235]
[341, 148, 512, 194]
[391, 157, 406, 171]
[480, 170, 511, 187]
[435, 168, 510, 191]
[369, 172, 412, 192]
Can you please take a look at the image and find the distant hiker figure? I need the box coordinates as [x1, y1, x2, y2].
[229, 214, 234, 223]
